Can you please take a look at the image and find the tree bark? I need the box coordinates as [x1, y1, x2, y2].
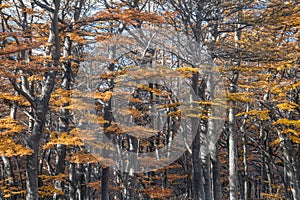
[228, 7, 241, 199]
[76, 163, 87, 199]
[69, 163, 76, 200]
[192, 131, 205, 200]
[25, 114, 44, 200]
[240, 102, 249, 200]
[280, 134, 300, 200]
[191, 72, 205, 200]
[23, 1, 60, 199]
[228, 72, 239, 200]
[101, 167, 110, 200]
[206, 71, 222, 200]
[1, 156, 15, 186]
[212, 148, 222, 200]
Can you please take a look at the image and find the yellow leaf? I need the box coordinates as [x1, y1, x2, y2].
[236, 110, 269, 120]
[282, 129, 300, 136]
[291, 81, 300, 89]
[273, 119, 300, 127]
[270, 138, 280, 146]
[277, 102, 299, 111]
[289, 135, 300, 144]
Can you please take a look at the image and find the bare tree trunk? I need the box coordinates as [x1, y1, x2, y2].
[54, 1, 85, 199]
[202, 74, 213, 200]
[192, 131, 205, 200]
[206, 71, 222, 200]
[86, 163, 92, 200]
[23, 1, 60, 199]
[212, 148, 221, 200]
[202, 154, 212, 200]
[228, 71, 239, 200]
[280, 134, 300, 200]
[101, 167, 110, 200]
[1, 157, 15, 186]
[54, 24, 72, 200]
[69, 163, 76, 200]
[286, 70, 300, 200]
[128, 136, 138, 200]
[76, 163, 87, 199]
[101, 96, 112, 200]
[228, 7, 241, 199]
[241, 103, 249, 200]
[25, 116, 44, 200]
[191, 72, 205, 200]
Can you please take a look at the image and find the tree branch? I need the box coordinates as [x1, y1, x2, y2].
[9, 78, 36, 110]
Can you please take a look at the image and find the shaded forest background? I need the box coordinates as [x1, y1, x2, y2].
[0, 0, 300, 199]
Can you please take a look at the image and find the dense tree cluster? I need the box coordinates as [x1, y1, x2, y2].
[0, 0, 299, 199]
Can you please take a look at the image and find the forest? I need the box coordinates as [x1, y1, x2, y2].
[0, 0, 299, 199]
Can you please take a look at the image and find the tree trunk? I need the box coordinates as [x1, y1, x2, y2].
[192, 131, 205, 200]
[54, 28, 72, 200]
[25, 153, 39, 200]
[202, 154, 212, 200]
[191, 72, 206, 200]
[24, 1, 60, 199]
[280, 134, 300, 200]
[69, 163, 76, 200]
[229, 8, 241, 199]
[25, 116, 44, 200]
[240, 103, 249, 200]
[206, 71, 222, 200]
[1, 156, 15, 186]
[228, 73, 239, 200]
[212, 148, 222, 200]
[128, 136, 138, 200]
[101, 167, 110, 200]
[76, 163, 87, 199]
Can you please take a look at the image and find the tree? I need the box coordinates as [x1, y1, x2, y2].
[0, 0, 299, 199]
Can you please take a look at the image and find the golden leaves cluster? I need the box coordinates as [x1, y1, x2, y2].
[0, 116, 33, 157]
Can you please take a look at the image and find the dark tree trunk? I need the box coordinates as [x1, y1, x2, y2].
[25, 115, 44, 200]
[69, 162, 76, 200]
[101, 167, 110, 200]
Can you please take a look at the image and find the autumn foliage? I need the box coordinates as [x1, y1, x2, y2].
[0, 0, 300, 200]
